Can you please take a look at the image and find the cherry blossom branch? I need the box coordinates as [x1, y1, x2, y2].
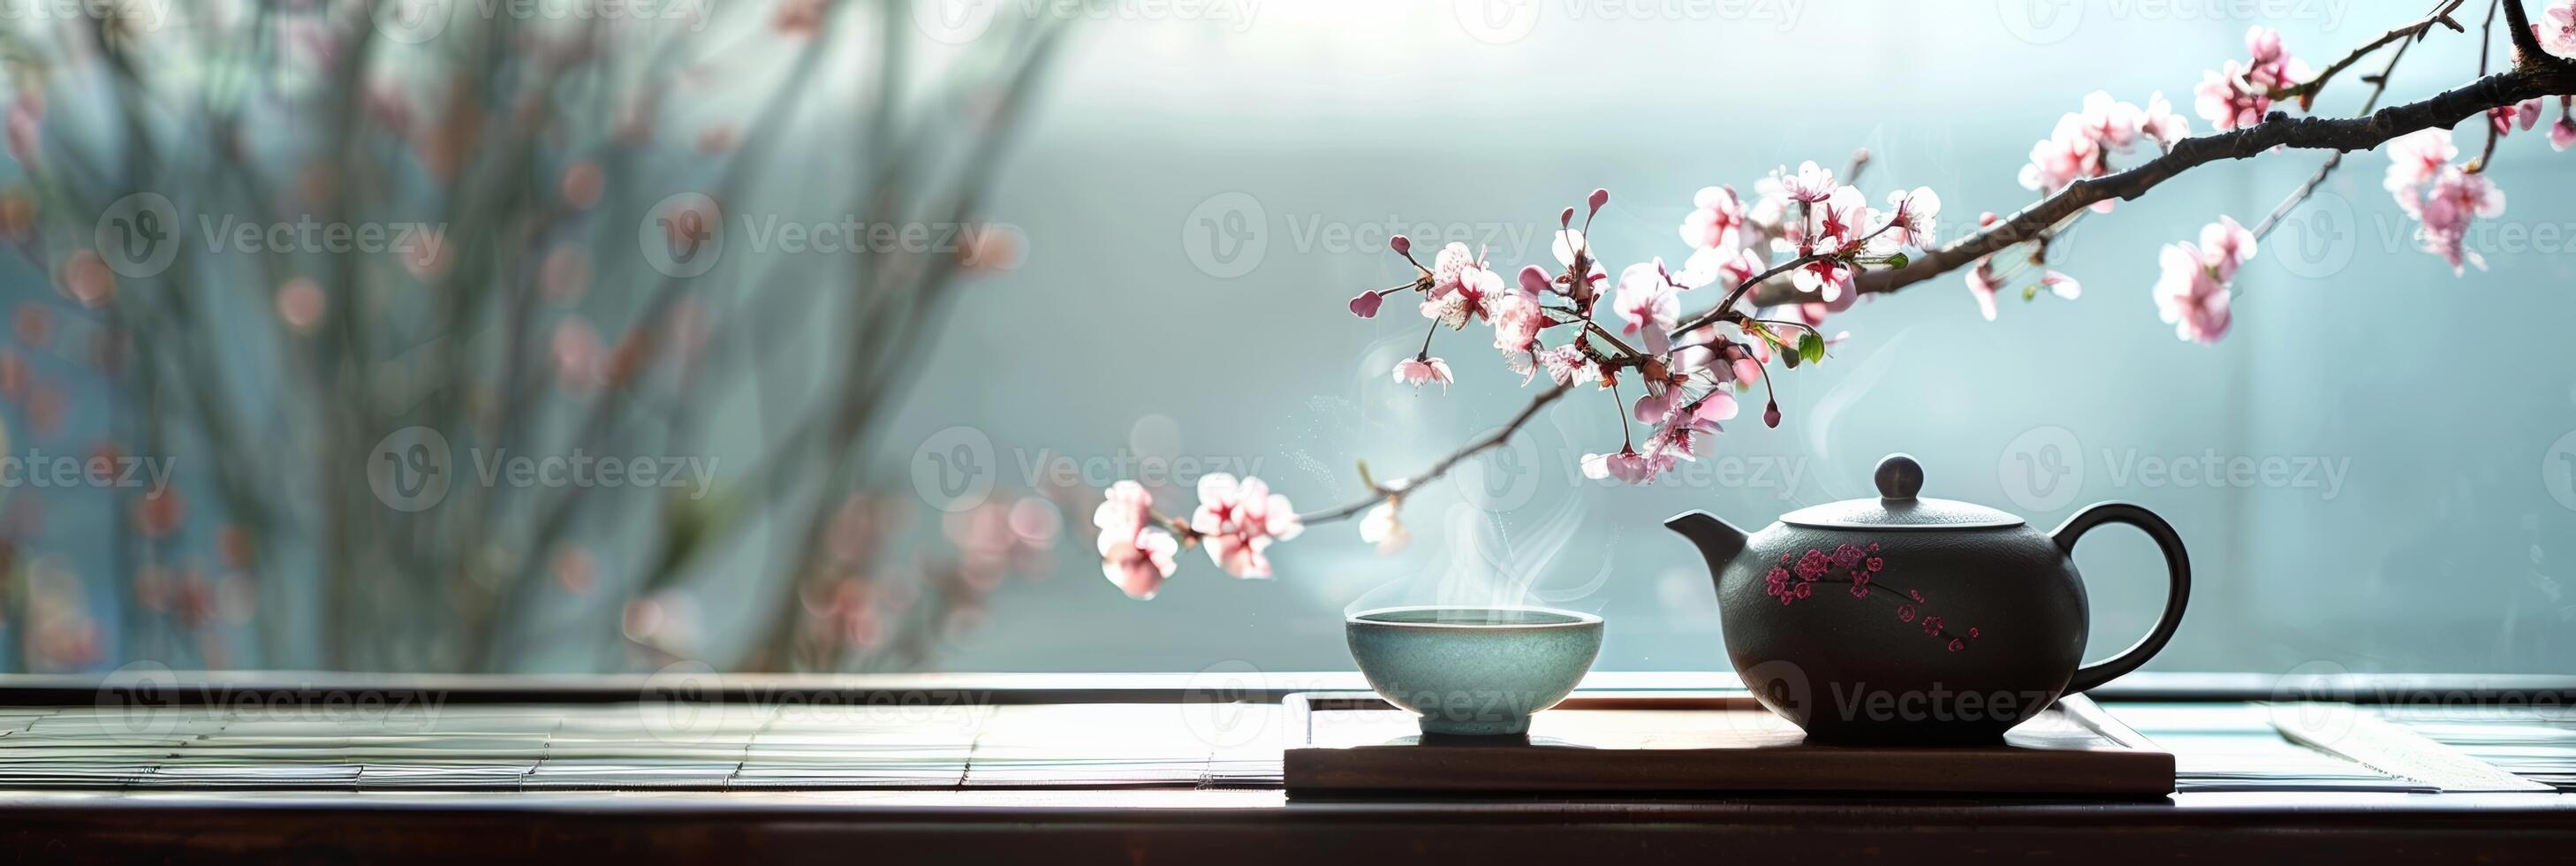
[1678, 220, 1902, 336]
[1098, 2, 2576, 600]
[1296, 381, 1576, 525]
[1747, 60, 2576, 308]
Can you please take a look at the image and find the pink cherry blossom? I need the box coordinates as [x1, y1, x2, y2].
[1633, 387, 1677, 425]
[1539, 344, 1599, 388]
[1580, 446, 1660, 485]
[2384, 128, 2457, 206]
[1428, 242, 1485, 297]
[2038, 270, 2082, 300]
[1190, 474, 1302, 579]
[1807, 186, 1870, 250]
[56, 249, 114, 308]
[1679, 244, 1762, 291]
[2383, 129, 2508, 274]
[2019, 120, 2102, 198]
[2419, 168, 2506, 275]
[1777, 161, 1837, 203]
[2195, 27, 2309, 132]
[2153, 241, 2234, 345]
[1095, 481, 1152, 536]
[2022, 93, 2176, 211]
[1880, 186, 1940, 250]
[2553, 111, 2576, 151]
[1095, 481, 1179, 599]
[2142, 92, 2193, 148]
[1646, 391, 1735, 463]
[552, 317, 605, 388]
[1359, 501, 1409, 554]
[5, 90, 42, 166]
[2543, 0, 2576, 58]
[1778, 232, 1857, 300]
[1422, 245, 1504, 329]
[1549, 230, 1609, 300]
[1613, 261, 1679, 353]
[2077, 90, 2142, 149]
[1489, 292, 1545, 354]
[1965, 255, 2003, 322]
[1681, 185, 1750, 252]
[276, 277, 326, 332]
[2197, 215, 2257, 280]
[2489, 98, 2545, 136]
[1393, 356, 1455, 392]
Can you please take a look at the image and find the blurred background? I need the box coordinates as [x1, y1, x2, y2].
[0, 0, 2570, 677]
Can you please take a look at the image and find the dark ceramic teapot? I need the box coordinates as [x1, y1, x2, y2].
[1666, 453, 2189, 744]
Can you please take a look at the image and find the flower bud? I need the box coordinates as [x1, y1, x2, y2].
[1389, 234, 1412, 255]
[1559, 207, 1575, 228]
[1762, 400, 1782, 429]
[1518, 265, 1551, 294]
[1587, 188, 1610, 213]
[1348, 291, 1383, 318]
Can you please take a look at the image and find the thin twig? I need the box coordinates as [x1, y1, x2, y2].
[1296, 382, 1575, 525]
[2272, 0, 2466, 103]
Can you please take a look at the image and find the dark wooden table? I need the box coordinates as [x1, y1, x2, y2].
[0, 672, 2570, 864]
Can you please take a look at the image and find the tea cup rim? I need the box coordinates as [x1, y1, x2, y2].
[1345, 605, 1602, 629]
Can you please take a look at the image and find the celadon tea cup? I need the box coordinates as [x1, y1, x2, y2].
[1345, 605, 1604, 737]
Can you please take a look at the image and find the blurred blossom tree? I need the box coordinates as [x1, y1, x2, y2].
[0, 0, 1071, 672]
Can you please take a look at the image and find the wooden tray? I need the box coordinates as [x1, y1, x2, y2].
[1283, 691, 2173, 798]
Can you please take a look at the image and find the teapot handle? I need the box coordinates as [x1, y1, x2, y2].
[2052, 502, 2191, 694]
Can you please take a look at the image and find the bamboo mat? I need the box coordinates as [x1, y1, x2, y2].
[0, 701, 2557, 794]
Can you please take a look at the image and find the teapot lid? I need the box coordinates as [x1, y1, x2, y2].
[1779, 453, 2025, 530]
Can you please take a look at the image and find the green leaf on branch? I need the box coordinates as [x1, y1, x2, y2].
[1797, 331, 1826, 366]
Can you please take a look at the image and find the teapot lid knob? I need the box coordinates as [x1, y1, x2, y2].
[1875, 453, 1923, 500]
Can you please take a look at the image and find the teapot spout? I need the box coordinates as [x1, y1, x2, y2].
[1664, 510, 1748, 573]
